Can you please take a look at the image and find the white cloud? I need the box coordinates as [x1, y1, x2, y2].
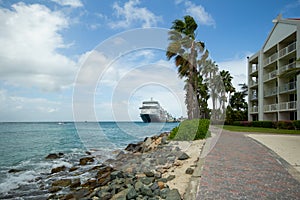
[0, 3, 77, 92]
[0, 89, 71, 121]
[109, 0, 161, 29]
[50, 0, 83, 8]
[176, 0, 215, 27]
[217, 56, 249, 91]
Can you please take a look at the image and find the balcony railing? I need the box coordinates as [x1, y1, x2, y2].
[264, 87, 277, 97]
[279, 62, 296, 74]
[249, 79, 258, 87]
[279, 42, 296, 58]
[279, 101, 296, 111]
[250, 94, 258, 101]
[264, 52, 278, 66]
[264, 104, 278, 112]
[279, 82, 297, 93]
[263, 70, 277, 82]
[250, 64, 258, 74]
[250, 106, 258, 113]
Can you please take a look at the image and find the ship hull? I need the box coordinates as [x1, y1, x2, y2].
[140, 114, 166, 123]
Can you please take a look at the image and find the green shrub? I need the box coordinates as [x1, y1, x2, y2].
[276, 121, 294, 130]
[252, 121, 274, 128]
[169, 126, 179, 140]
[169, 119, 210, 141]
[195, 119, 210, 140]
[232, 121, 242, 126]
[293, 120, 300, 130]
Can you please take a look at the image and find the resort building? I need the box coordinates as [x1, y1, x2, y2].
[248, 15, 300, 121]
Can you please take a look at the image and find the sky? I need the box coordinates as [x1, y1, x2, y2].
[0, 0, 299, 122]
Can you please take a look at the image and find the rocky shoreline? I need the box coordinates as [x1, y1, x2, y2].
[7, 132, 205, 200]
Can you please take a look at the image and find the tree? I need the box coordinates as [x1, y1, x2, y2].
[166, 16, 206, 119]
[220, 70, 235, 113]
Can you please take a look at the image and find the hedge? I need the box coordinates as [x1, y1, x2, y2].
[169, 119, 210, 141]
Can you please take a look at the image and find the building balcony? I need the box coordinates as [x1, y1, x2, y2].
[279, 41, 296, 58]
[279, 82, 297, 94]
[264, 52, 278, 66]
[250, 106, 258, 113]
[279, 62, 296, 74]
[249, 64, 259, 75]
[263, 70, 277, 82]
[264, 88, 277, 97]
[249, 94, 258, 101]
[279, 101, 296, 111]
[249, 80, 258, 87]
[264, 103, 278, 112]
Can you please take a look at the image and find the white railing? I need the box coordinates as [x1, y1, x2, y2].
[250, 106, 258, 113]
[279, 101, 296, 111]
[264, 52, 278, 66]
[279, 42, 296, 58]
[279, 82, 297, 93]
[264, 87, 277, 97]
[250, 64, 258, 74]
[263, 70, 277, 82]
[279, 62, 296, 73]
[264, 103, 278, 112]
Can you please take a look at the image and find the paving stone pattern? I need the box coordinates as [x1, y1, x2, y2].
[197, 131, 300, 199]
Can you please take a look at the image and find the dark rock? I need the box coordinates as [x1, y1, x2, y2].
[45, 153, 60, 159]
[51, 165, 66, 174]
[52, 179, 72, 187]
[150, 182, 159, 191]
[185, 168, 194, 174]
[62, 193, 74, 200]
[79, 157, 94, 165]
[178, 152, 190, 160]
[140, 177, 154, 185]
[111, 170, 124, 180]
[111, 188, 129, 200]
[97, 191, 112, 200]
[85, 151, 91, 155]
[48, 186, 61, 193]
[140, 185, 153, 197]
[166, 189, 181, 200]
[73, 188, 90, 199]
[135, 181, 143, 192]
[160, 188, 171, 199]
[8, 169, 22, 173]
[144, 171, 154, 177]
[58, 152, 64, 156]
[69, 166, 79, 172]
[70, 178, 81, 188]
[126, 186, 138, 199]
[167, 175, 176, 181]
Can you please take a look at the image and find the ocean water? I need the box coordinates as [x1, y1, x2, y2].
[0, 121, 178, 198]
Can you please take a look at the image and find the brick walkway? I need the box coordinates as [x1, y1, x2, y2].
[196, 130, 300, 199]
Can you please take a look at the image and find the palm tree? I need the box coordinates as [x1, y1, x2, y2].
[238, 83, 248, 96]
[220, 70, 235, 107]
[166, 15, 206, 119]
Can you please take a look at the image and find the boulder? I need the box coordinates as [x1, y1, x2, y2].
[166, 189, 181, 200]
[79, 157, 94, 165]
[8, 169, 22, 173]
[45, 153, 60, 159]
[178, 152, 190, 160]
[52, 179, 72, 187]
[51, 165, 66, 174]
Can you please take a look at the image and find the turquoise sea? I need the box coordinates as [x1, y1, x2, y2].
[0, 122, 178, 199]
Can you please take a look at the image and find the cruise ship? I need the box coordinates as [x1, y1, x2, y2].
[139, 98, 174, 123]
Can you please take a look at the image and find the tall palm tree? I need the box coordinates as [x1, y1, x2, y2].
[166, 15, 206, 119]
[220, 70, 235, 105]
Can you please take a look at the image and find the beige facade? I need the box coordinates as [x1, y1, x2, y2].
[248, 15, 300, 121]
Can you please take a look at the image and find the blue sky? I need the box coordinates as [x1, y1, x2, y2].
[0, 0, 299, 122]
